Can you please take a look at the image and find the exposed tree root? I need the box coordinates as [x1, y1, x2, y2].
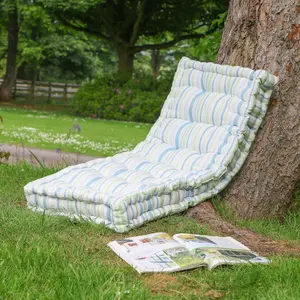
[186, 201, 300, 257]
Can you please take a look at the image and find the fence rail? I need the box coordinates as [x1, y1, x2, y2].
[0, 79, 80, 103]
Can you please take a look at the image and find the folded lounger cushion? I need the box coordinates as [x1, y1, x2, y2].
[24, 57, 278, 232]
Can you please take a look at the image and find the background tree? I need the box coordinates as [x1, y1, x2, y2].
[0, 10, 8, 77]
[17, 5, 114, 83]
[132, 12, 227, 80]
[189, 0, 300, 223]
[0, 1, 116, 85]
[42, 0, 228, 80]
[0, 0, 19, 102]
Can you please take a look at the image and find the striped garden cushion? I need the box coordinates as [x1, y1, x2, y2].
[24, 57, 278, 232]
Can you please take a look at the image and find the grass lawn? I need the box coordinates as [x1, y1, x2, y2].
[1, 163, 300, 299]
[0, 107, 151, 157]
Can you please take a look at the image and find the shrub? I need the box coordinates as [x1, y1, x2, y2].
[72, 75, 170, 123]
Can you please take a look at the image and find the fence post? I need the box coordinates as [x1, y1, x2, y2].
[13, 80, 17, 100]
[32, 80, 35, 102]
[28, 81, 33, 102]
[64, 83, 68, 103]
[48, 82, 52, 103]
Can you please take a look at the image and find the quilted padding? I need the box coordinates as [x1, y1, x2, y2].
[24, 57, 278, 232]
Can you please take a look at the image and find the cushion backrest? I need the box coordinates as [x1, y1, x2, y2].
[146, 57, 278, 161]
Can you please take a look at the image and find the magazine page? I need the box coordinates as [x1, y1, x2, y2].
[173, 234, 270, 270]
[108, 232, 206, 273]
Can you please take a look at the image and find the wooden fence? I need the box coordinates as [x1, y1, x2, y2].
[0, 79, 80, 103]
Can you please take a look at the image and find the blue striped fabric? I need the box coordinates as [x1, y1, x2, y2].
[24, 57, 278, 232]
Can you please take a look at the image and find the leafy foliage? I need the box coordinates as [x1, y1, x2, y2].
[40, 0, 229, 77]
[0, 1, 115, 83]
[0, 0, 228, 105]
[72, 75, 171, 123]
[17, 4, 113, 82]
[187, 30, 223, 62]
[0, 0, 228, 84]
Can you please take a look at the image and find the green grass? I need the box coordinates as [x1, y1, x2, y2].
[0, 107, 151, 157]
[1, 163, 300, 300]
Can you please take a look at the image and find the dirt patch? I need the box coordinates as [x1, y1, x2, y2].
[187, 201, 300, 257]
[204, 290, 228, 299]
[14, 201, 27, 208]
[143, 273, 213, 297]
[143, 274, 179, 295]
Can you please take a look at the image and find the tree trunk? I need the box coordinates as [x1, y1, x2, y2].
[116, 45, 134, 82]
[150, 50, 164, 79]
[0, 2, 19, 102]
[215, 0, 300, 218]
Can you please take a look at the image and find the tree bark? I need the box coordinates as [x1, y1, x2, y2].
[116, 45, 134, 82]
[214, 0, 300, 218]
[150, 50, 164, 79]
[0, 2, 19, 102]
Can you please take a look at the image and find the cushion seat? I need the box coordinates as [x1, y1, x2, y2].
[25, 57, 278, 232]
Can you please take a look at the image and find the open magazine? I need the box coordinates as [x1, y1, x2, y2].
[108, 233, 269, 273]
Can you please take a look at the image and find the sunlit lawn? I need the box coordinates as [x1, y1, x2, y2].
[1, 163, 300, 300]
[0, 107, 151, 157]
